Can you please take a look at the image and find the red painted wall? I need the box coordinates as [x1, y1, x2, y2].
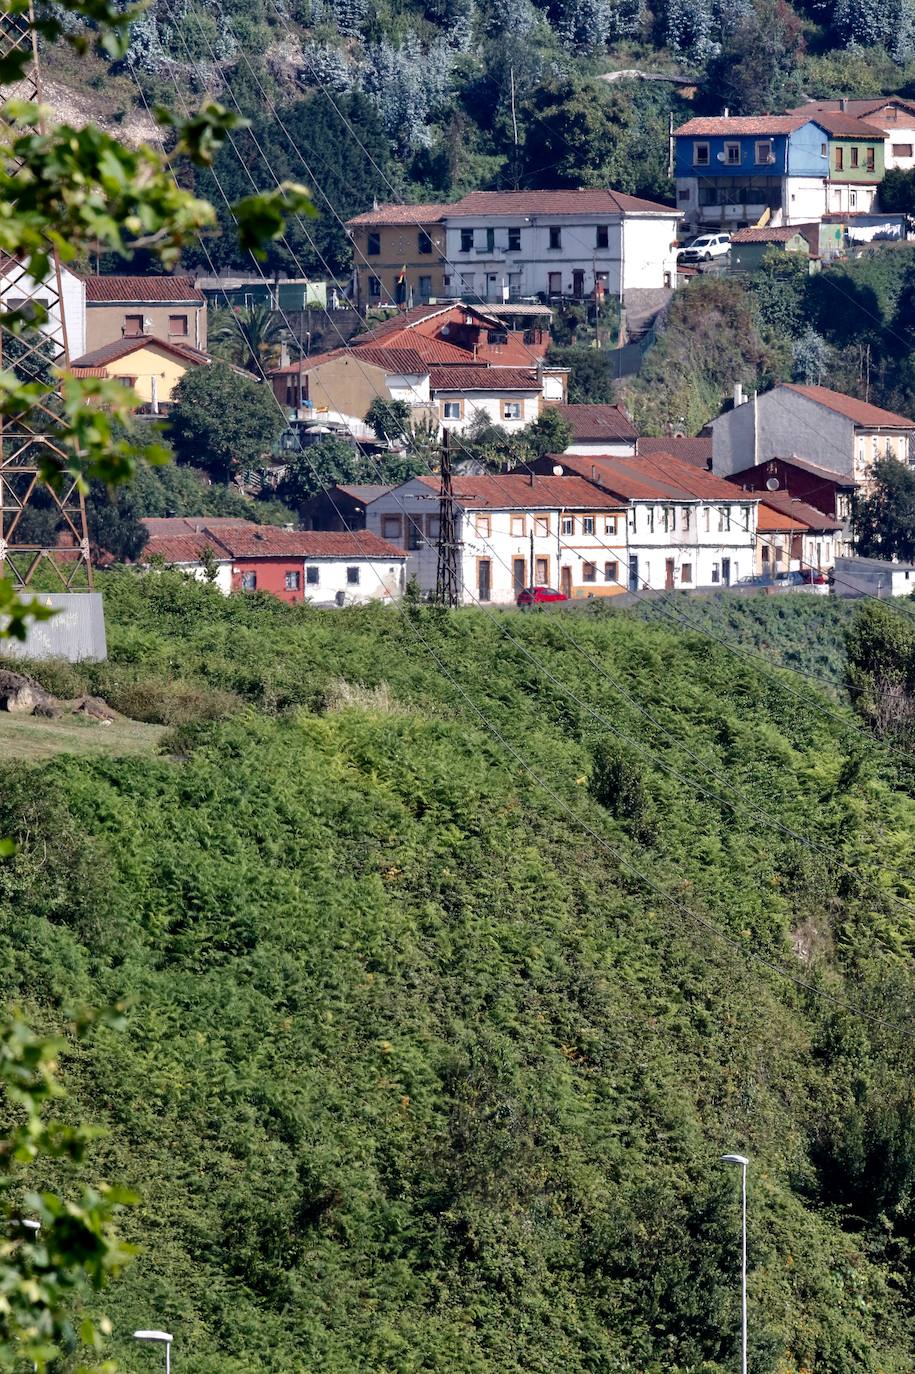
[231, 556, 304, 603]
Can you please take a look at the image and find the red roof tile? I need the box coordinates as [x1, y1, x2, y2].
[415, 473, 626, 510]
[676, 115, 808, 136]
[445, 188, 678, 217]
[345, 203, 446, 227]
[552, 452, 753, 501]
[81, 274, 204, 303]
[637, 436, 713, 468]
[552, 403, 638, 442]
[271, 345, 430, 377]
[731, 226, 808, 243]
[353, 329, 474, 364]
[71, 335, 211, 368]
[782, 383, 915, 429]
[142, 517, 256, 537]
[144, 533, 227, 563]
[758, 492, 842, 530]
[790, 97, 915, 120]
[143, 517, 404, 562]
[428, 365, 540, 391]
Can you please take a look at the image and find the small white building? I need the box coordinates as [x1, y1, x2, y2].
[832, 555, 915, 598]
[431, 365, 547, 435]
[756, 495, 843, 577]
[367, 474, 629, 604]
[550, 403, 639, 456]
[441, 189, 680, 308]
[0, 254, 86, 361]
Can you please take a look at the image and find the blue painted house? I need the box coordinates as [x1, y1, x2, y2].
[674, 113, 884, 234]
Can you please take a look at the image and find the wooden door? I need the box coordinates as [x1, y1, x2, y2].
[665, 558, 675, 589]
[478, 559, 492, 602]
[560, 565, 572, 598]
[512, 557, 526, 593]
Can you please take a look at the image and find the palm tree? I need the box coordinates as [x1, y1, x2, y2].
[209, 304, 288, 375]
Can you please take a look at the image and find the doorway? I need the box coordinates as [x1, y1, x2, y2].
[561, 565, 572, 598]
[628, 555, 639, 592]
[572, 269, 585, 299]
[721, 557, 731, 586]
[478, 559, 492, 602]
[665, 558, 675, 590]
[512, 557, 526, 593]
[548, 272, 562, 296]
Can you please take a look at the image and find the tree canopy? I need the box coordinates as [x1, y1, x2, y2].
[169, 364, 286, 482]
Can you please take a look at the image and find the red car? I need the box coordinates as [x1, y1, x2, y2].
[516, 585, 569, 608]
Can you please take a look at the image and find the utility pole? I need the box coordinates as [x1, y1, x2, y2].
[435, 428, 460, 607]
[509, 66, 520, 190]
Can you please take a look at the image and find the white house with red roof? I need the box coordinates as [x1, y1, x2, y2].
[141, 518, 407, 606]
[441, 189, 681, 307]
[712, 383, 915, 486]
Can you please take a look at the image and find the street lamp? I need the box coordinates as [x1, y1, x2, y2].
[133, 1330, 173, 1374]
[721, 1154, 749, 1374]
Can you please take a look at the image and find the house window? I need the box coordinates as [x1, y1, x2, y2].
[711, 563, 720, 584]
[285, 570, 301, 591]
[124, 314, 143, 336]
[582, 516, 595, 535]
[681, 563, 693, 584]
[604, 516, 618, 535]
[507, 226, 521, 252]
[369, 276, 381, 298]
[535, 556, 549, 583]
[724, 142, 741, 165]
[663, 506, 675, 532]
[459, 273, 475, 293]
[850, 146, 859, 168]
[693, 142, 709, 165]
[755, 140, 773, 164]
[534, 515, 549, 537]
[485, 227, 495, 252]
[241, 571, 256, 591]
[487, 330, 509, 345]
[740, 504, 751, 530]
[548, 226, 562, 249]
[441, 400, 462, 419]
[443, 275, 452, 288]
[582, 562, 596, 582]
[647, 507, 655, 533]
[476, 514, 491, 537]
[821, 143, 827, 157]
[628, 509, 637, 531]
[367, 231, 381, 255]
[502, 400, 522, 420]
[460, 229, 473, 253]
[381, 514, 402, 541]
[306, 566, 319, 585]
[346, 566, 360, 585]
[418, 230, 432, 254]
[717, 506, 729, 531]
[682, 507, 691, 530]
[427, 514, 441, 539]
[604, 560, 618, 582]
[407, 518, 423, 550]
[866, 146, 875, 172]
[561, 515, 574, 535]
[835, 146, 844, 170]
[850, 191, 857, 209]
[892, 143, 913, 156]
[419, 276, 432, 300]
[596, 225, 609, 248]
[169, 314, 188, 336]
[703, 507, 711, 531]
[510, 514, 526, 536]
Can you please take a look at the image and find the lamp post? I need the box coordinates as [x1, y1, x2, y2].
[721, 1153, 749, 1374]
[133, 1330, 173, 1374]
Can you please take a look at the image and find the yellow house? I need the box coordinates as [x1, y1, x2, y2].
[69, 334, 212, 410]
[345, 204, 447, 312]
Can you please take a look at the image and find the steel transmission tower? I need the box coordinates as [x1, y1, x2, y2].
[435, 429, 460, 607]
[0, 5, 93, 591]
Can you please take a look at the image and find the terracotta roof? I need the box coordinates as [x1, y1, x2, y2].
[142, 517, 256, 536]
[552, 451, 756, 502]
[68, 365, 110, 379]
[637, 436, 713, 468]
[71, 335, 211, 368]
[355, 305, 461, 340]
[758, 492, 843, 530]
[414, 474, 626, 510]
[724, 453, 853, 484]
[82, 274, 204, 303]
[731, 226, 808, 243]
[675, 115, 808, 136]
[213, 527, 405, 559]
[352, 328, 475, 364]
[810, 113, 884, 137]
[790, 97, 915, 128]
[553, 403, 638, 442]
[428, 365, 540, 391]
[345, 202, 446, 227]
[446, 188, 678, 217]
[757, 503, 806, 532]
[270, 345, 430, 377]
[782, 383, 915, 429]
[144, 532, 228, 563]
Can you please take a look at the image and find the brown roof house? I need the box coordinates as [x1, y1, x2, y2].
[712, 382, 915, 487]
[345, 204, 448, 313]
[81, 275, 207, 352]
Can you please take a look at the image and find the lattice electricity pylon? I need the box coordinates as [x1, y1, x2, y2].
[0, 4, 93, 591]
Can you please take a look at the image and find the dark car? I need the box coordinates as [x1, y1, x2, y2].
[516, 585, 568, 607]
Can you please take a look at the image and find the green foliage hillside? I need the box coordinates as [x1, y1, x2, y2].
[2, 575, 915, 1373]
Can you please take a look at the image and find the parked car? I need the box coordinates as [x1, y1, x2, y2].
[736, 574, 774, 587]
[774, 569, 829, 593]
[516, 585, 568, 608]
[678, 233, 732, 263]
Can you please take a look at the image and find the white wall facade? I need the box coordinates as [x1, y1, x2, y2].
[564, 439, 637, 457]
[443, 212, 680, 302]
[756, 529, 837, 577]
[626, 499, 757, 590]
[0, 262, 86, 361]
[385, 371, 431, 405]
[826, 182, 878, 214]
[434, 389, 542, 434]
[300, 555, 406, 605]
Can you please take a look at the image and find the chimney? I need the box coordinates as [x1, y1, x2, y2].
[733, 382, 745, 408]
[723, 106, 730, 118]
[839, 97, 847, 112]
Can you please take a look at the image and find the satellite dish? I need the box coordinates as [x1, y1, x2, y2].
[766, 477, 780, 491]
[552, 464, 564, 475]
[673, 430, 686, 439]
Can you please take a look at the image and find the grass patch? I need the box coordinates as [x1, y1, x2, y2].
[0, 712, 165, 763]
